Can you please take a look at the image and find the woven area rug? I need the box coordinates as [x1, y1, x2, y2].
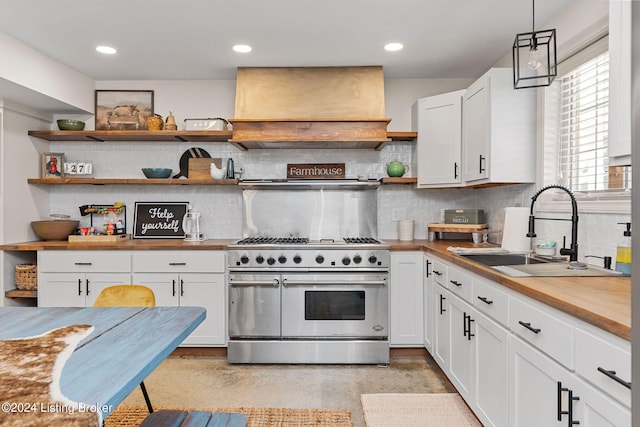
[361, 393, 482, 427]
[105, 405, 353, 427]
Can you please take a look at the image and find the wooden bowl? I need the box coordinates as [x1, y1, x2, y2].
[31, 220, 79, 240]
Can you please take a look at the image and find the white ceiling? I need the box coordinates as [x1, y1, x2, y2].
[0, 0, 572, 81]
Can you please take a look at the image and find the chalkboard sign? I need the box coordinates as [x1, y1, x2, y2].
[133, 202, 188, 239]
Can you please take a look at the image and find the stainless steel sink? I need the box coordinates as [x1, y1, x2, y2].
[459, 253, 622, 277]
[459, 253, 549, 267]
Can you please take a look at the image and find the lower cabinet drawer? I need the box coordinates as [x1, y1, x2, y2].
[575, 327, 631, 408]
[38, 251, 131, 273]
[473, 278, 508, 327]
[133, 251, 225, 273]
[509, 296, 574, 369]
[447, 266, 473, 301]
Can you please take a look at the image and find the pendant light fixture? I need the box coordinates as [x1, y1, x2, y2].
[512, 0, 557, 89]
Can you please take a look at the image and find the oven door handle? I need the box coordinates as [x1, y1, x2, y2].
[281, 279, 387, 287]
[229, 278, 280, 287]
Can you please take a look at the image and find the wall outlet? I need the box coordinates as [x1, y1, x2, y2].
[392, 208, 406, 221]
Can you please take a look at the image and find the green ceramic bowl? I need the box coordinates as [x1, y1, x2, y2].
[142, 168, 173, 179]
[57, 119, 85, 131]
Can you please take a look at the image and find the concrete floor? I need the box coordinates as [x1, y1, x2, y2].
[120, 353, 456, 427]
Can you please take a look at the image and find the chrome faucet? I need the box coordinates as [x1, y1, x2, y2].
[527, 185, 579, 262]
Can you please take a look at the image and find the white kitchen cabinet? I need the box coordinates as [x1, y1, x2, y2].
[390, 252, 424, 346]
[412, 91, 464, 188]
[423, 254, 435, 351]
[447, 291, 475, 401]
[608, 0, 632, 165]
[433, 283, 450, 370]
[425, 252, 630, 427]
[509, 335, 575, 427]
[461, 68, 536, 184]
[474, 310, 509, 427]
[132, 251, 226, 346]
[38, 251, 131, 307]
[510, 334, 630, 427]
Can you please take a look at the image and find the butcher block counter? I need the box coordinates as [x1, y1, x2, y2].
[0, 239, 234, 251]
[386, 239, 631, 341]
[2, 238, 631, 340]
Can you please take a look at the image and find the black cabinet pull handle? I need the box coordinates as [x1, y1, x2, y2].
[180, 279, 184, 297]
[78, 279, 83, 296]
[479, 155, 486, 173]
[439, 294, 446, 314]
[557, 382, 580, 424]
[172, 279, 176, 297]
[85, 279, 90, 296]
[463, 313, 474, 340]
[169, 262, 187, 266]
[477, 296, 494, 305]
[425, 260, 432, 277]
[518, 321, 541, 334]
[433, 270, 443, 276]
[597, 367, 631, 389]
[74, 262, 92, 266]
[450, 280, 462, 287]
[454, 162, 459, 179]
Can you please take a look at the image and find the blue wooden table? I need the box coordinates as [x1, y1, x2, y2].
[0, 306, 205, 420]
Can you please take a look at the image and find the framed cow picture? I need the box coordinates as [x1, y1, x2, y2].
[95, 90, 154, 130]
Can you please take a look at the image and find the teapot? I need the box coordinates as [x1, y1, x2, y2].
[386, 161, 407, 177]
[210, 162, 227, 180]
[182, 205, 204, 242]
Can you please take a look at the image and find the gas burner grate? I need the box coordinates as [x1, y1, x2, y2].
[236, 237, 310, 245]
[343, 237, 381, 244]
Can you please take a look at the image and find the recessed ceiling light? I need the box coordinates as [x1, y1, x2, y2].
[384, 43, 404, 52]
[233, 44, 252, 53]
[96, 46, 117, 54]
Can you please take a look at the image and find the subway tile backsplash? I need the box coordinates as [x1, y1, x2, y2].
[50, 141, 629, 262]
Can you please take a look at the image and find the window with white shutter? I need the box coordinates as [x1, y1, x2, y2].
[540, 35, 631, 212]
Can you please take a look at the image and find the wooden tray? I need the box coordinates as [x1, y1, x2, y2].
[68, 234, 130, 242]
[428, 223, 488, 233]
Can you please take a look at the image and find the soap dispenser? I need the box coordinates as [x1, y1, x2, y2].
[615, 222, 632, 275]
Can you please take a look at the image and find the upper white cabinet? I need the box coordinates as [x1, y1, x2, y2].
[608, 0, 632, 165]
[461, 68, 536, 184]
[412, 91, 464, 188]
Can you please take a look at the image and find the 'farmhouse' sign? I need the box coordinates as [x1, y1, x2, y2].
[287, 163, 345, 179]
[133, 202, 188, 239]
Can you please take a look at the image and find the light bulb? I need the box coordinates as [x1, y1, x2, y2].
[527, 47, 541, 70]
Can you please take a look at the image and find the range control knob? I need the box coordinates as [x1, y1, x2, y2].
[368, 254, 378, 264]
[353, 254, 362, 264]
[256, 255, 265, 264]
[342, 256, 351, 265]
[278, 255, 287, 264]
[315, 254, 325, 264]
[240, 255, 250, 264]
[267, 257, 276, 265]
[293, 254, 302, 264]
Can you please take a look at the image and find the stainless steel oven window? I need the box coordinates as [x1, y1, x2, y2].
[304, 291, 366, 320]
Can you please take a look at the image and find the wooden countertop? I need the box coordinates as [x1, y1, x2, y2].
[0, 238, 234, 251]
[387, 239, 631, 341]
[2, 237, 631, 340]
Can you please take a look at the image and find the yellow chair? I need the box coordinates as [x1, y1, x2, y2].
[93, 285, 157, 413]
[93, 284, 156, 307]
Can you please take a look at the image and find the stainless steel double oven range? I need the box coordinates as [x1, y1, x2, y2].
[227, 236, 390, 365]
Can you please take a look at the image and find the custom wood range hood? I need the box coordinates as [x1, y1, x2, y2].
[229, 66, 392, 149]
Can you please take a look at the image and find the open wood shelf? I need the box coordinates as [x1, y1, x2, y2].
[381, 177, 417, 184]
[5, 289, 37, 299]
[28, 130, 416, 144]
[27, 178, 239, 185]
[28, 130, 233, 142]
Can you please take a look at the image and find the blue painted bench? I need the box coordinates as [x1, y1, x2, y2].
[139, 410, 247, 427]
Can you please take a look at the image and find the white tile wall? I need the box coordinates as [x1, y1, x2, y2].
[50, 140, 628, 262]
